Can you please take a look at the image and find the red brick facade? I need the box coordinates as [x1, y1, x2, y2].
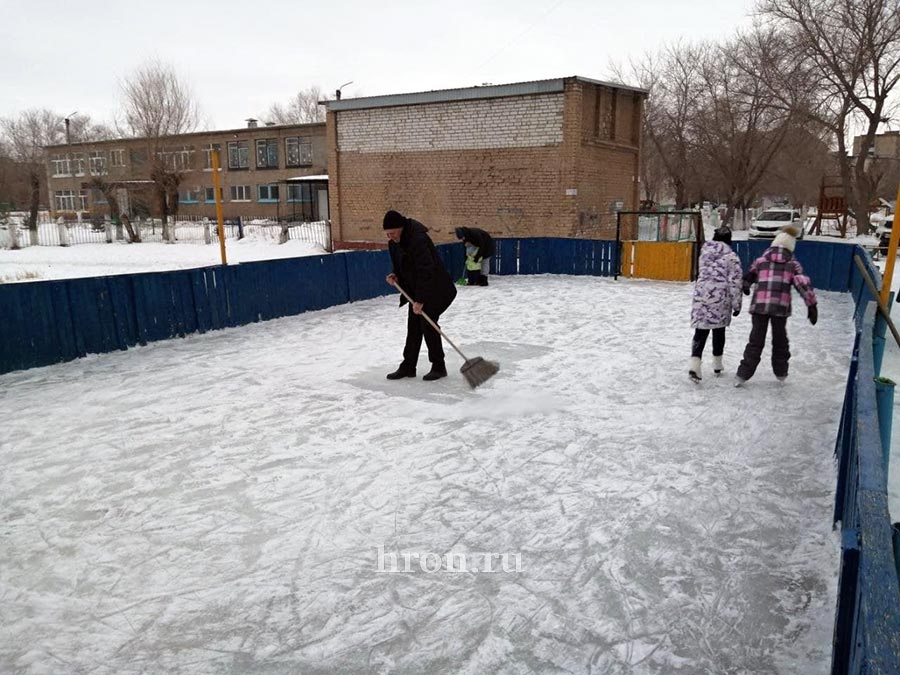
[325, 77, 644, 247]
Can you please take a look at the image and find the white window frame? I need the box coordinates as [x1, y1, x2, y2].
[203, 143, 222, 170]
[51, 154, 71, 177]
[55, 190, 76, 211]
[72, 152, 85, 176]
[89, 151, 107, 175]
[110, 149, 126, 167]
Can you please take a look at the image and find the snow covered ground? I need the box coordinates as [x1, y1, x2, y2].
[0, 275, 852, 674]
[0, 236, 327, 283]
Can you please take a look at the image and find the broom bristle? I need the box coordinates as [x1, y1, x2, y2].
[460, 357, 500, 389]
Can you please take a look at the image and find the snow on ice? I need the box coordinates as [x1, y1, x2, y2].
[0, 273, 858, 673]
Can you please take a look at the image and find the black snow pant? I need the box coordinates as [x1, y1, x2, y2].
[402, 305, 445, 368]
[736, 314, 790, 381]
[691, 327, 726, 358]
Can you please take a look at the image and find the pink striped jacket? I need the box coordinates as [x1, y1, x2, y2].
[743, 246, 817, 317]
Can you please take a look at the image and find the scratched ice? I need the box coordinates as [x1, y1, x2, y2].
[0, 275, 849, 674]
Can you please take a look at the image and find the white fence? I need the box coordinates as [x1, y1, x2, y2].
[0, 217, 332, 252]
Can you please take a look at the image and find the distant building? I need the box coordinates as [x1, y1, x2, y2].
[44, 121, 329, 222]
[853, 130, 900, 160]
[322, 76, 647, 248]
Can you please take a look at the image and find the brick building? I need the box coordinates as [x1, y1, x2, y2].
[44, 121, 329, 222]
[323, 76, 646, 248]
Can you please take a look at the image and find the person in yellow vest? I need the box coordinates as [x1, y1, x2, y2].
[464, 245, 482, 285]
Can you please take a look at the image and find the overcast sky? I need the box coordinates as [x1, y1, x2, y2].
[1, 0, 757, 131]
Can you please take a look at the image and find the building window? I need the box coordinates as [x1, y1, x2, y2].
[89, 151, 107, 175]
[53, 189, 88, 211]
[110, 149, 126, 167]
[91, 188, 108, 205]
[230, 185, 251, 201]
[180, 188, 201, 203]
[287, 183, 312, 202]
[285, 137, 312, 167]
[55, 190, 76, 210]
[204, 187, 223, 202]
[227, 141, 249, 169]
[256, 139, 279, 168]
[257, 184, 279, 202]
[72, 152, 85, 176]
[50, 154, 71, 177]
[158, 145, 194, 171]
[203, 143, 222, 170]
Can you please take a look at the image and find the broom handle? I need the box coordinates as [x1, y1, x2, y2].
[391, 281, 471, 361]
[854, 255, 900, 349]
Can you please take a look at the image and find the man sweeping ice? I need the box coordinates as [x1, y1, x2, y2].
[383, 210, 458, 381]
[383, 209, 499, 388]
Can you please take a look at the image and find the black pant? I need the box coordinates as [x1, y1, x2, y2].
[691, 327, 726, 358]
[402, 305, 445, 367]
[737, 314, 789, 380]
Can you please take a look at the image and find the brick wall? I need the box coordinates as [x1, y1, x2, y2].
[330, 78, 644, 246]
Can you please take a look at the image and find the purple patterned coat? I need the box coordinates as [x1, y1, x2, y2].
[743, 246, 817, 316]
[691, 241, 743, 329]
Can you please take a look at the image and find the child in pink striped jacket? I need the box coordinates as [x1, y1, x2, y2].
[735, 225, 818, 386]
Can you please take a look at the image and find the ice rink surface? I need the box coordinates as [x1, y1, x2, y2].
[0, 275, 854, 674]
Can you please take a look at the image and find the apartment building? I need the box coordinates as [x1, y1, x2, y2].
[322, 76, 646, 247]
[45, 121, 329, 222]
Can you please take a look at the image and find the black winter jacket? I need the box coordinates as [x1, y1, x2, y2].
[389, 218, 457, 314]
[454, 227, 495, 261]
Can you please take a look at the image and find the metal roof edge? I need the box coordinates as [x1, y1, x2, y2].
[571, 76, 649, 96]
[322, 78, 566, 111]
[322, 76, 648, 112]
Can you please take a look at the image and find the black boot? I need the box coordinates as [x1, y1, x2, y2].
[478, 274, 488, 286]
[386, 364, 416, 380]
[422, 362, 448, 381]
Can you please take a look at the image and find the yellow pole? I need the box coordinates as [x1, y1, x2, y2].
[211, 149, 227, 265]
[880, 183, 900, 306]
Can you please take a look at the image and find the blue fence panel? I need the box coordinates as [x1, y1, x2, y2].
[289, 254, 351, 312]
[346, 249, 393, 302]
[831, 303, 900, 674]
[733, 239, 855, 292]
[435, 243, 465, 283]
[519, 238, 552, 274]
[491, 238, 518, 275]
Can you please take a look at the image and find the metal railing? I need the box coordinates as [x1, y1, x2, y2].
[0, 217, 331, 251]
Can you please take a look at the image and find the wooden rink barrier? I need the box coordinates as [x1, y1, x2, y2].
[620, 241, 695, 281]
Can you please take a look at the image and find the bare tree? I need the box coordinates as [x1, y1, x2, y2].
[264, 85, 327, 124]
[759, 0, 900, 233]
[119, 60, 200, 241]
[0, 109, 65, 244]
[689, 31, 801, 224]
[637, 45, 707, 208]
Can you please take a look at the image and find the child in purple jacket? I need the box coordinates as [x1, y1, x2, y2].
[735, 225, 818, 386]
[689, 226, 743, 382]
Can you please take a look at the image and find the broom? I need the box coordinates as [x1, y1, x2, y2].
[391, 281, 500, 389]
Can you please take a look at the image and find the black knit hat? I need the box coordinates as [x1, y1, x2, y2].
[383, 210, 406, 230]
[712, 226, 732, 244]
[454, 227, 466, 239]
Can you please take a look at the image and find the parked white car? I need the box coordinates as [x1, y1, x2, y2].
[748, 208, 805, 239]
